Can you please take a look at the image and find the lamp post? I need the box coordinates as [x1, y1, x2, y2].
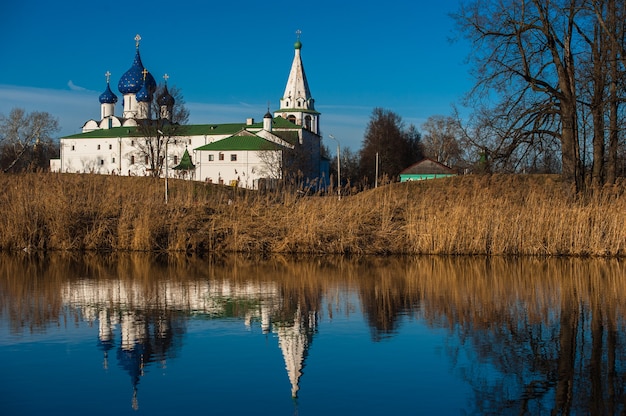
[328, 135, 341, 200]
[375, 152, 379, 189]
[158, 130, 168, 204]
[193, 149, 197, 181]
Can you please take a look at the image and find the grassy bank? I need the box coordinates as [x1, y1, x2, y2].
[0, 172, 624, 256]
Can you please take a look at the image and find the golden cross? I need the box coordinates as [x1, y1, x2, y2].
[135, 34, 141, 48]
[163, 73, 169, 83]
[142, 68, 148, 81]
[105, 71, 111, 83]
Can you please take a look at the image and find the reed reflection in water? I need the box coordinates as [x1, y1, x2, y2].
[1, 253, 626, 415]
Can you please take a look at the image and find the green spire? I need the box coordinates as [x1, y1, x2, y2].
[173, 148, 195, 170]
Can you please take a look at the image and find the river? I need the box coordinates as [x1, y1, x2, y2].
[1, 253, 625, 415]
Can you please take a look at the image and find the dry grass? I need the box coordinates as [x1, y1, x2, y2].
[0, 172, 624, 256]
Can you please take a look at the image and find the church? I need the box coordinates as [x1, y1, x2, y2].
[51, 33, 325, 190]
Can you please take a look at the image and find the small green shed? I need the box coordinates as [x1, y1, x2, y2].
[399, 158, 456, 182]
[173, 148, 196, 179]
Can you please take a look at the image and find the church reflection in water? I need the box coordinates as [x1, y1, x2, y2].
[2, 253, 626, 414]
[60, 267, 318, 407]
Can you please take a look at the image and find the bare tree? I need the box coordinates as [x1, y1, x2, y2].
[421, 115, 463, 167]
[455, 0, 585, 190]
[0, 108, 59, 172]
[338, 146, 361, 188]
[133, 84, 189, 177]
[256, 146, 284, 180]
[588, 0, 626, 184]
[458, 95, 563, 174]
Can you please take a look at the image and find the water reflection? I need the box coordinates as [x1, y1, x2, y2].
[1, 253, 626, 414]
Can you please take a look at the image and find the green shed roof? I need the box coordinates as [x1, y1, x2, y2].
[173, 148, 196, 170]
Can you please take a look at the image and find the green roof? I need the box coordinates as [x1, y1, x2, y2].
[269, 116, 304, 128]
[182, 123, 250, 135]
[64, 124, 248, 139]
[195, 135, 282, 151]
[271, 130, 300, 145]
[64, 126, 141, 139]
[62, 117, 302, 139]
[173, 149, 196, 170]
[275, 108, 321, 115]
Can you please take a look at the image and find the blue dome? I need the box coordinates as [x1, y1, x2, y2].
[136, 82, 152, 103]
[145, 71, 157, 94]
[99, 83, 118, 104]
[118, 49, 156, 95]
[157, 84, 175, 107]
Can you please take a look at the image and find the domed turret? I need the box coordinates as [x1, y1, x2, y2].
[158, 75, 175, 121]
[118, 34, 156, 93]
[136, 81, 152, 103]
[100, 71, 117, 121]
[157, 84, 175, 107]
[120, 34, 157, 119]
[118, 49, 146, 95]
[99, 83, 118, 104]
[263, 109, 273, 132]
[135, 73, 152, 120]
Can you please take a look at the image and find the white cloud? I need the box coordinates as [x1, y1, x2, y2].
[67, 80, 88, 92]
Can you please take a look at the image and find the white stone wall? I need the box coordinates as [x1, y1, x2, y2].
[195, 149, 282, 189]
[55, 133, 273, 185]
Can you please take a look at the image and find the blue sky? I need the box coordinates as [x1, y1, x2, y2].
[0, 0, 472, 152]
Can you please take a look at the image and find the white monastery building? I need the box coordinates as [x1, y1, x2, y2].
[51, 33, 325, 190]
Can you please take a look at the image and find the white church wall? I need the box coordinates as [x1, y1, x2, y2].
[195, 149, 282, 189]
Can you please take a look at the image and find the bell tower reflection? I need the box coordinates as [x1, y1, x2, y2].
[276, 305, 317, 398]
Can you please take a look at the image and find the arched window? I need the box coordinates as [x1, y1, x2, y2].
[304, 115, 312, 130]
[287, 115, 297, 124]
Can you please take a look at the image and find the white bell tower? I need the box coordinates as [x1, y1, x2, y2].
[275, 30, 320, 135]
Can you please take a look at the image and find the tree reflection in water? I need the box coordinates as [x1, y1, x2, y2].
[1, 253, 626, 414]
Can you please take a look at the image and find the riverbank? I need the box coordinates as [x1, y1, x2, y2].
[0, 173, 624, 256]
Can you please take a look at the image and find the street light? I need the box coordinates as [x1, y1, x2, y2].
[375, 152, 379, 189]
[328, 135, 341, 200]
[158, 130, 168, 204]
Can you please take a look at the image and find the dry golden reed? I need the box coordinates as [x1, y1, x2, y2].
[0, 172, 624, 256]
